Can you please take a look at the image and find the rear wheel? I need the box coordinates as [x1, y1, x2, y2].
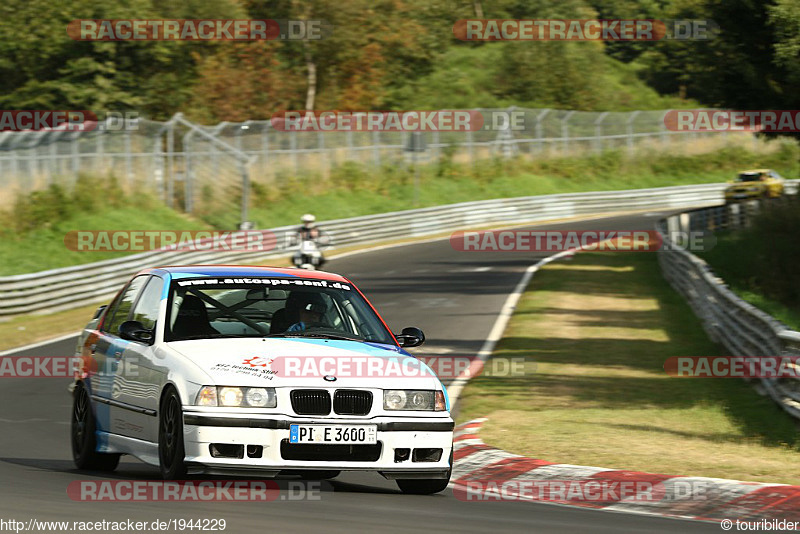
[158, 388, 187, 480]
[71, 383, 121, 471]
[396, 450, 452, 495]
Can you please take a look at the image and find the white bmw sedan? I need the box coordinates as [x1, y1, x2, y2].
[71, 265, 453, 494]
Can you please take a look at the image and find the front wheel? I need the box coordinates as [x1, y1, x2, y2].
[396, 450, 452, 495]
[159, 388, 187, 480]
[71, 383, 121, 471]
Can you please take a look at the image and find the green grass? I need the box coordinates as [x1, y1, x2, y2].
[0, 140, 798, 275]
[699, 234, 800, 331]
[242, 141, 799, 229]
[0, 198, 211, 275]
[456, 252, 800, 484]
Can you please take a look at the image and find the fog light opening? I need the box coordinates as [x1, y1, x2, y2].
[394, 448, 411, 463]
[247, 445, 264, 458]
[412, 448, 443, 463]
[210, 443, 244, 459]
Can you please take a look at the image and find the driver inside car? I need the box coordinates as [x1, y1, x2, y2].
[287, 293, 329, 332]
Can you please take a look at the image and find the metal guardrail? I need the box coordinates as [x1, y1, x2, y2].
[656, 186, 800, 420]
[0, 182, 735, 317]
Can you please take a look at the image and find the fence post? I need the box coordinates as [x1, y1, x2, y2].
[261, 122, 270, 183]
[660, 110, 670, 147]
[561, 111, 575, 154]
[626, 111, 640, 153]
[167, 119, 175, 208]
[49, 137, 58, 183]
[290, 130, 298, 175]
[125, 130, 133, 188]
[71, 133, 80, 179]
[372, 129, 380, 168]
[535, 108, 551, 155]
[152, 130, 165, 201]
[182, 128, 195, 214]
[240, 160, 250, 228]
[594, 112, 608, 153]
[466, 128, 474, 166]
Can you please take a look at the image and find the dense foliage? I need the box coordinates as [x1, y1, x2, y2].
[1, 0, 797, 121]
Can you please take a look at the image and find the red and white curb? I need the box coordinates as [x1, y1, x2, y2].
[451, 418, 800, 523]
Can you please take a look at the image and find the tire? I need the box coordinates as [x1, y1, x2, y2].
[158, 388, 187, 480]
[71, 383, 121, 471]
[396, 450, 452, 495]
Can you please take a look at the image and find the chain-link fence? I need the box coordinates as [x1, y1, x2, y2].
[0, 108, 748, 227]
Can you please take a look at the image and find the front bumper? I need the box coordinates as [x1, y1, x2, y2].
[182, 411, 454, 478]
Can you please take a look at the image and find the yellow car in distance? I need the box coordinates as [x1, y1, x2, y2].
[724, 169, 785, 203]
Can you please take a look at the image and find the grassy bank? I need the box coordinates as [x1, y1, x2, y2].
[698, 198, 800, 330]
[0, 140, 798, 276]
[456, 251, 800, 485]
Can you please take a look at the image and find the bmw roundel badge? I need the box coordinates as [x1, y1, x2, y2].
[323, 375, 337, 382]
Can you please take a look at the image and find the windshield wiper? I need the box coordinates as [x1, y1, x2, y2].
[269, 331, 365, 342]
[172, 333, 263, 341]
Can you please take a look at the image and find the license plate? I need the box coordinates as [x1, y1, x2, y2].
[289, 424, 377, 444]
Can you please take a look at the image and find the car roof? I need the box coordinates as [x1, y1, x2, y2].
[740, 169, 771, 174]
[143, 265, 350, 282]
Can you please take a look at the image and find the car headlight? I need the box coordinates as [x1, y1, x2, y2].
[195, 386, 276, 408]
[384, 390, 446, 411]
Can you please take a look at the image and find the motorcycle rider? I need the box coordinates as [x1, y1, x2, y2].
[298, 213, 321, 241]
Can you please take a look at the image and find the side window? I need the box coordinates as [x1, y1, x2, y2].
[131, 277, 164, 331]
[105, 275, 149, 336]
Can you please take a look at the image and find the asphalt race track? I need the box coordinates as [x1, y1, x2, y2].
[0, 212, 722, 533]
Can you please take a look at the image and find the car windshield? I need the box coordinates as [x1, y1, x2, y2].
[736, 173, 761, 182]
[164, 277, 394, 344]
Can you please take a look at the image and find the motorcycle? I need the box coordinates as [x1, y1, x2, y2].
[292, 239, 325, 270]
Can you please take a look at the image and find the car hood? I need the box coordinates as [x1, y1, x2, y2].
[166, 337, 441, 389]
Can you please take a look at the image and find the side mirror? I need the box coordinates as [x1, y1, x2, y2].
[395, 327, 425, 348]
[93, 305, 107, 320]
[119, 320, 154, 344]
